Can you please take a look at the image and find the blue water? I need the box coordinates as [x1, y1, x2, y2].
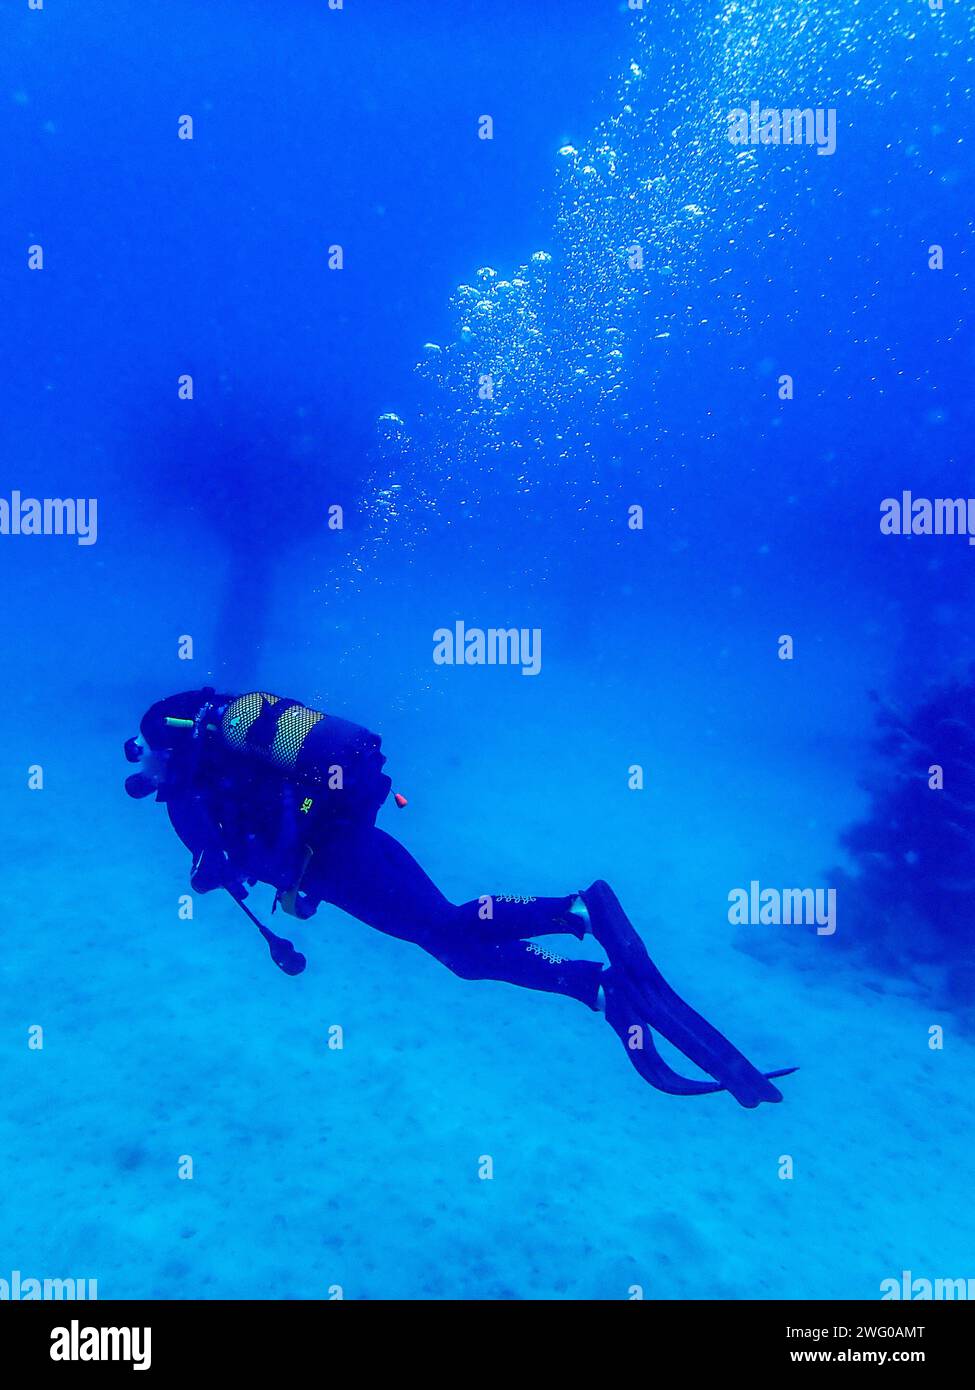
[2, 0, 974, 1300]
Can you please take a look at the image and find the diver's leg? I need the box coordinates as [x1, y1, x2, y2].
[303, 826, 602, 1006]
[434, 937, 603, 1010]
[305, 826, 585, 944]
[302, 825, 457, 944]
[452, 892, 589, 942]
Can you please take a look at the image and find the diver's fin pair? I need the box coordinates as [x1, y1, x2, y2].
[582, 881, 796, 1108]
[602, 972, 796, 1103]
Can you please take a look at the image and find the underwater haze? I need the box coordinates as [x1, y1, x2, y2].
[2, 0, 974, 1300]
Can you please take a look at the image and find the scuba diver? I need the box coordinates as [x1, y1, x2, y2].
[125, 688, 796, 1108]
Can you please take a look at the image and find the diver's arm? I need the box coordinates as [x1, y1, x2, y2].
[165, 790, 237, 893]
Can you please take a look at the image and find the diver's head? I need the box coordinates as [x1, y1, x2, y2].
[125, 689, 227, 800]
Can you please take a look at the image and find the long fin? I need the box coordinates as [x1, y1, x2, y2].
[605, 981, 795, 1101]
[585, 880, 794, 1107]
[605, 999, 723, 1094]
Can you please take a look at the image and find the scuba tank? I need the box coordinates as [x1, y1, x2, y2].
[215, 691, 391, 815]
[133, 688, 393, 819]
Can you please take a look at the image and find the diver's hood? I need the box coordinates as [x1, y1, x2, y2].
[138, 688, 225, 750]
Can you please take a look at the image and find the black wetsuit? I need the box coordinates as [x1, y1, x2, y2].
[164, 755, 603, 1012]
[301, 825, 603, 1010]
